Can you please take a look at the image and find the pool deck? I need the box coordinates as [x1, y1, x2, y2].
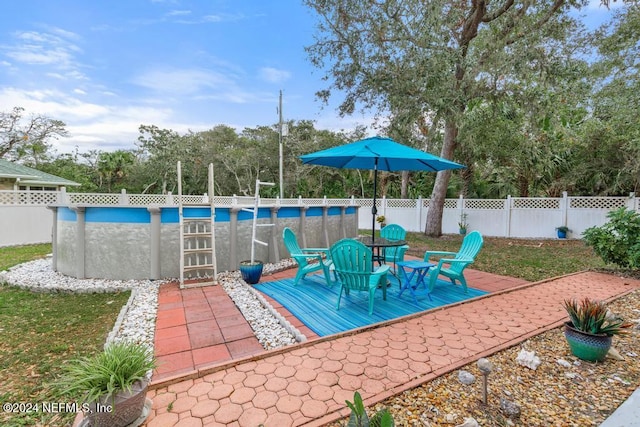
[141, 264, 640, 426]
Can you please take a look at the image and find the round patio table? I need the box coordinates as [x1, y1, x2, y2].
[355, 236, 407, 273]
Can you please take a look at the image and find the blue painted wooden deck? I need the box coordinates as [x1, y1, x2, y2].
[254, 273, 487, 336]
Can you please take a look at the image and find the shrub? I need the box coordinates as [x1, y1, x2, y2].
[582, 207, 640, 269]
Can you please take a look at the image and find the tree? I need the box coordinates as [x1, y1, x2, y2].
[0, 107, 68, 163]
[305, 0, 587, 235]
[96, 150, 136, 192]
[581, 3, 640, 194]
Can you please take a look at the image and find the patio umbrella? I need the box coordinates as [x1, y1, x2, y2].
[300, 136, 465, 241]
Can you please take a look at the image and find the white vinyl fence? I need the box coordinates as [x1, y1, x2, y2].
[0, 189, 638, 247]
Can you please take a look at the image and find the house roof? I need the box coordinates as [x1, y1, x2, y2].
[0, 158, 81, 187]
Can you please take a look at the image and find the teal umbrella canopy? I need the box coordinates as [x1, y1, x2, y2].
[300, 136, 465, 240]
[299, 136, 464, 172]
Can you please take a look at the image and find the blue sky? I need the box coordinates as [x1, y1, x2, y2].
[0, 0, 622, 155]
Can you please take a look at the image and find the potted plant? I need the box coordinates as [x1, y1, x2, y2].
[556, 225, 570, 238]
[563, 298, 632, 362]
[239, 259, 264, 284]
[58, 341, 156, 427]
[458, 213, 468, 235]
[376, 215, 386, 228]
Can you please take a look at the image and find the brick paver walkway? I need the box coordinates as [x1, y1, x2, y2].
[143, 271, 640, 426]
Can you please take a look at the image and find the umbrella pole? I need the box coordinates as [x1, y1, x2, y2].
[372, 160, 378, 244]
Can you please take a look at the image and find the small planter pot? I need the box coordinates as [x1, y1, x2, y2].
[563, 322, 612, 362]
[239, 260, 264, 284]
[82, 380, 149, 427]
[459, 228, 467, 236]
[557, 229, 567, 239]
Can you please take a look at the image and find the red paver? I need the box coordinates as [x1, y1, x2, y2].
[138, 268, 640, 427]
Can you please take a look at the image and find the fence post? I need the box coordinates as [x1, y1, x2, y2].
[505, 196, 512, 237]
[628, 192, 637, 212]
[561, 191, 569, 230]
[59, 187, 68, 205]
[167, 191, 174, 205]
[458, 194, 464, 233]
[381, 195, 387, 219]
[416, 196, 423, 233]
[119, 188, 129, 205]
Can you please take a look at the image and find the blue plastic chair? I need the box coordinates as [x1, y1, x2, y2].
[380, 224, 410, 263]
[423, 231, 484, 293]
[330, 239, 390, 315]
[283, 227, 334, 286]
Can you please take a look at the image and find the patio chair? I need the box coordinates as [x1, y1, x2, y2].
[380, 224, 410, 263]
[330, 238, 390, 315]
[283, 227, 334, 286]
[423, 230, 484, 293]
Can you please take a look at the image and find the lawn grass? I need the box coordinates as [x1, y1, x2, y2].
[402, 233, 605, 282]
[0, 244, 130, 427]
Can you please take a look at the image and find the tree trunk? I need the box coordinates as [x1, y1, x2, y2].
[425, 119, 458, 236]
[400, 170, 409, 198]
[460, 160, 473, 197]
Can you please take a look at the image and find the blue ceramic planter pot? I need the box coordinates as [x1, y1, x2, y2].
[557, 230, 567, 238]
[564, 322, 611, 362]
[239, 261, 263, 284]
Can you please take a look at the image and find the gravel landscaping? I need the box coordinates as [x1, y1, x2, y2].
[353, 288, 640, 427]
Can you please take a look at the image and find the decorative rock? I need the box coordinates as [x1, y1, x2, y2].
[445, 413, 457, 423]
[1, 258, 301, 377]
[611, 375, 631, 385]
[606, 347, 625, 361]
[556, 359, 572, 368]
[516, 348, 541, 370]
[455, 417, 479, 427]
[499, 397, 521, 419]
[458, 370, 476, 385]
[477, 358, 493, 374]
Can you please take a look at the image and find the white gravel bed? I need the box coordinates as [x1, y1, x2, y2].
[0, 257, 300, 359]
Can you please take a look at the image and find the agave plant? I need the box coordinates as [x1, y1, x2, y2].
[563, 298, 632, 336]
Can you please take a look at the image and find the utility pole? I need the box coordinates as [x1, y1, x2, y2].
[278, 90, 284, 199]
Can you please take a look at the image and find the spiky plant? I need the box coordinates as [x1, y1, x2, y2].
[57, 341, 156, 403]
[563, 298, 633, 336]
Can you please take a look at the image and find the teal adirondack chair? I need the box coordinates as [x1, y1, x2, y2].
[380, 224, 410, 263]
[283, 227, 334, 286]
[330, 239, 390, 315]
[423, 231, 484, 293]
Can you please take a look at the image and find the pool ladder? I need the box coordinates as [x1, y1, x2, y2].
[178, 162, 218, 288]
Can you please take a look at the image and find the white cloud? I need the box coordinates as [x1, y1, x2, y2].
[259, 67, 291, 84]
[167, 10, 191, 17]
[7, 30, 81, 65]
[132, 68, 235, 95]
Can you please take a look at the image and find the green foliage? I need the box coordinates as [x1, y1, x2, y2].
[345, 391, 394, 427]
[583, 208, 640, 268]
[57, 341, 156, 403]
[0, 252, 130, 427]
[563, 297, 632, 336]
